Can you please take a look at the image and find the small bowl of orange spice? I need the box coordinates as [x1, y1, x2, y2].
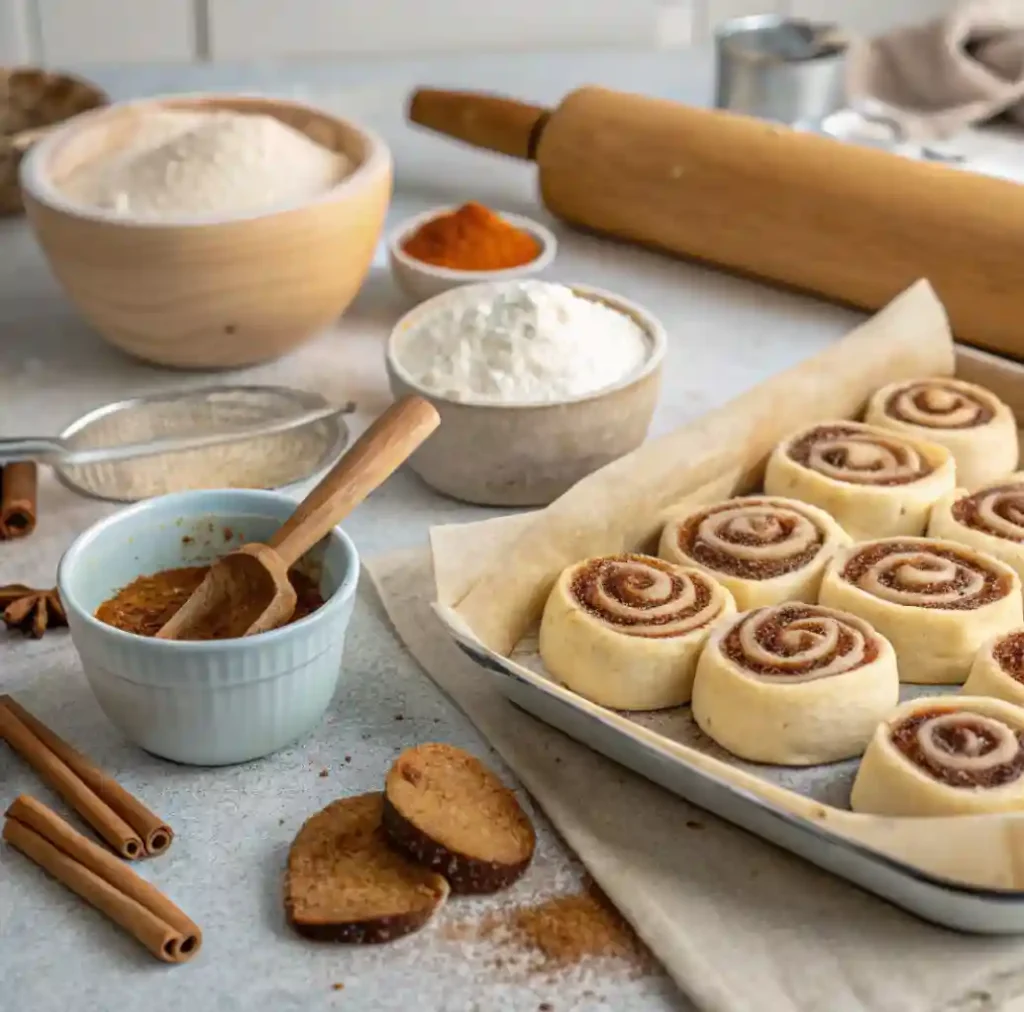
[388, 201, 557, 302]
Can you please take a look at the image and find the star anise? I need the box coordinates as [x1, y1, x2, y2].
[1, 585, 67, 639]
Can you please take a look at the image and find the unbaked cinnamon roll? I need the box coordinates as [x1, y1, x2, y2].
[819, 537, 1022, 685]
[658, 496, 850, 610]
[763, 421, 955, 540]
[865, 378, 1018, 490]
[928, 475, 1024, 583]
[851, 696, 1024, 816]
[538, 554, 735, 710]
[691, 604, 899, 765]
[963, 630, 1024, 708]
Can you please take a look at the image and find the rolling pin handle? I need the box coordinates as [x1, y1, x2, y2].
[407, 88, 550, 161]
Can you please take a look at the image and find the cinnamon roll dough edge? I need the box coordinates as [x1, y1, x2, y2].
[538, 556, 736, 710]
[963, 631, 1024, 708]
[658, 496, 851, 610]
[928, 477, 1024, 583]
[691, 606, 899, 766]
[865, 378, 1018, 491]
[851, 696, 1024, 817]
[818, 539, 1023, 685]
[763, 422, 956, 541]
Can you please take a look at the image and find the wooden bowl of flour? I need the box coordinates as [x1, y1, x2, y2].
[19, 94, 392, 369]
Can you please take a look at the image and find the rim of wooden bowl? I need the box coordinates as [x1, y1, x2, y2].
[19, 91, 392, 228]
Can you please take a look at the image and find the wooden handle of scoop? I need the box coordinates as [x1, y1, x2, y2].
[268, 396, 440, 568]
[408, 88, 550, 160]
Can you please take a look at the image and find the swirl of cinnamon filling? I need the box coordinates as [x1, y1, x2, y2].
[841, 540, 1012, 611]
[570, 554, 728, 639]
[720, 604, 879, 682]
[882, 380, 995, 430]
[891, 708, 1024, 788]
[786, 423, 932, 486]
[993, 631, 1024, 684]
[951, 482, 1024, 543]
[674, 498, 825, 580]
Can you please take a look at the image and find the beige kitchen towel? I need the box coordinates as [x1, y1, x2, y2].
[366, 542, 1024, 1012]
[846, 0, 1024, 139]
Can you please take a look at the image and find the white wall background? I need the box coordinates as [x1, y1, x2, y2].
[0, 0, 954, 65]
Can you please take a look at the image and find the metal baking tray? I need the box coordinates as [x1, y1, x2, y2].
[435, 345, 1024, 935]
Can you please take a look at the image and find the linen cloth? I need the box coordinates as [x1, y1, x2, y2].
[847, 0, 1024, 138]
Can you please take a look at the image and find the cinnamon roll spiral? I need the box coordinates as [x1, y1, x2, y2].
[963, 630, 1024, 707]
[764, 421, 955, 540]
[866, 378, 1018, 490]
[851, 697, 1024, 816]
[929, 476, 1024, 583]
[538, 554, 735, 710]
[819, 538, 1022, 685]
[691, 604, 898, 765]
[658, 496, 850, 610]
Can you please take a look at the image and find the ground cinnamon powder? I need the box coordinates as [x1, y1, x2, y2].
[401, 202, 541, 271]
[445, 883, 654, 980]
[95, 564, 323, 637]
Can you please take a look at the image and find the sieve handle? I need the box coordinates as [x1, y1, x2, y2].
[0, 438, 67, 465]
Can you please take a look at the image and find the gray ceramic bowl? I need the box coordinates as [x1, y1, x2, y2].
[57, 488, 359, 766]
[385, 281, 666, 507]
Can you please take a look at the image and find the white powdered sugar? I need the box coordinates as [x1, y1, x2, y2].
[59, 109, 351, 219]
[397, 281, 650, 404]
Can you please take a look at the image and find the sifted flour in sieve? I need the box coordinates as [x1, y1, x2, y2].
[58, 109, 351, 219]
[396, 281, 650, 404]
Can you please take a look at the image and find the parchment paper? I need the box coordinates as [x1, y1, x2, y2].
[449, 280, 956, 653]
[365, 280, 1024, 1012]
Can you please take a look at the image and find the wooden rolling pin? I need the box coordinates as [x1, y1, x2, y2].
[409, 86, 1024, 359]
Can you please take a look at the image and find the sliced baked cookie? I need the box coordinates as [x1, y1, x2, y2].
[285, 792, 449, 943]
[382, 743, 536, 894]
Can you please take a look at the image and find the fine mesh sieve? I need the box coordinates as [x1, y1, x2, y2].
[33, 385, 350, 503]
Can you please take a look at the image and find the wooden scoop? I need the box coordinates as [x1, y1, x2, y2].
[156, 396, 440, 641]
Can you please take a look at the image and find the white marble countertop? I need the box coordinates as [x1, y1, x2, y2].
[2, 48, 1023, 1012]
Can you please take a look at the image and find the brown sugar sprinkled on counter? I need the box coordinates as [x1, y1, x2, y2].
[401, 202, 541, 271]
[95, 564, 323, 638]
[382, 743, 536, 894]
[443, 882, 654, 980]
[491, 886, 653, 974]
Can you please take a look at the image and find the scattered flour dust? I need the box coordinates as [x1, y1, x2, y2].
[396, 281, 651, 404]
[58, 109, 351, 219]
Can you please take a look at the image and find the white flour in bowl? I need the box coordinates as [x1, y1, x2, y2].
[396, 281, 651, 404]
[58, 109, 352, 219]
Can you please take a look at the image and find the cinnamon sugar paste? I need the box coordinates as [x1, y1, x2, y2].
[721, 605, 878, 675]
[842, 542, 1012, 609]
[891, 709, 1024, 788]
[96, 564, 323, 638]
[995, 633, 1024, 682]
[678, 502, 823, 579]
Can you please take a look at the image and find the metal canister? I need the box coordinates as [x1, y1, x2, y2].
[714, 14, 848, 127]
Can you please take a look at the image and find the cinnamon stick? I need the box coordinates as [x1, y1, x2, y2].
[4, 795, 201, 964]
[0, 704, 143, 859]
[0, 462, 38, 539]
[0, 695, 172, 856]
